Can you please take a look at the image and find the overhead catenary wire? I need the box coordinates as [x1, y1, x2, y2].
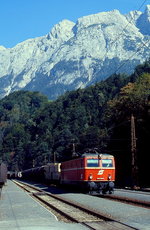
[99, 0, 149, 76]
[137, 0, 148, 11]
[114, 40, 150, 74]
[125, 0, 150, 51]
[111, 0, 149, 75]
[101, 0, 148, 56]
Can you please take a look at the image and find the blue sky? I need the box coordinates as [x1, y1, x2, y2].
[0, 0, 148, 48]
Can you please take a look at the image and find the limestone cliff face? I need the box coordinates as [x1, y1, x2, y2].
[0, 6, 149, 99]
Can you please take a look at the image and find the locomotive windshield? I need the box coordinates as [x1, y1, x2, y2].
[87, 159, 99, 167]
[102, 159, 113, 167]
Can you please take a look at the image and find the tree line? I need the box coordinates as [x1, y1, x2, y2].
[0, 59, 149, 187]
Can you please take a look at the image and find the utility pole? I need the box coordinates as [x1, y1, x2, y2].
[32, 159, 35, 168]
[131, 114, 138, 189]
[72, 142, 76, 155]
[72, 139, 78, 157]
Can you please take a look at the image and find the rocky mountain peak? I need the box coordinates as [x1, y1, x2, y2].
[145, 4, 150, 15]
[47, 19, 75, 41]
[0, 6, 149, 100]
[0, 46, 6, 51]
[74, 9, 124, 33]
[136, 4, 150, 35]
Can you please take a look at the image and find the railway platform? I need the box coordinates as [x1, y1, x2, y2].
[0, 180, 87, 230]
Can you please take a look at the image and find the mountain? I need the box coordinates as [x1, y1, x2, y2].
[0, 5, 150, 100]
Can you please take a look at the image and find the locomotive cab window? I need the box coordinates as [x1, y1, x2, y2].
[102, 159, 113, 167]
[87, 159, 99, 167]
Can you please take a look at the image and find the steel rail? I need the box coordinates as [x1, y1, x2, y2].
[13, 180, 137, 230]
[97, 193, 150, 208]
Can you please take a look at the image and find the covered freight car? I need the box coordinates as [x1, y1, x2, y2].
[44, 163, 61, 183]
[21, 163, 61, 184]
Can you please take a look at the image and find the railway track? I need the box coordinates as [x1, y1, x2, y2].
[13, 180, 136, 230]
[96, 192, 150, 209]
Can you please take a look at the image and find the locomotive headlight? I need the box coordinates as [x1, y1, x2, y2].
[108, 174, 111, 180]
[89, 174, 93, 180]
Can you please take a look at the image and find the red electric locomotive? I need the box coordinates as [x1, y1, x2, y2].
[61, 153, 115, 194]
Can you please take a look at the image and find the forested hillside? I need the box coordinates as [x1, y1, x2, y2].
[0, 60, 149, 187]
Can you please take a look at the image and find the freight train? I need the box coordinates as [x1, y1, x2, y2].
[19, 153, 115, 194]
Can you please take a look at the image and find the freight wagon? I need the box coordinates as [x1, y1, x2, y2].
[0, 162, 7, 188]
